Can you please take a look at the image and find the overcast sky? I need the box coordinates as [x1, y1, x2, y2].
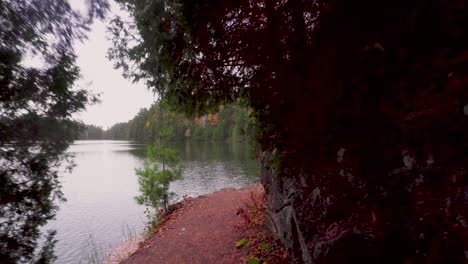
[72, 1, 156, 129]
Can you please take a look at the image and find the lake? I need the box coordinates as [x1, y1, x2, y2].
[43, 140, 259, 264]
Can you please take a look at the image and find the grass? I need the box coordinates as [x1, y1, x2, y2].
[78, 235, 107, 264]
[78, 223, 143, 264]
[104, 223, 141, 264]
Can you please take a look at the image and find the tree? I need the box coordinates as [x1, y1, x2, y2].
[110, 0, 466, 263]
[79, 125, 105, 140]
[135, 103, 183, 213]
[106, 122, 130, 140]
[0, 0, 109, 263]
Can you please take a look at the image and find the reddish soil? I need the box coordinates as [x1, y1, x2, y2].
[121, 185, 263, 264]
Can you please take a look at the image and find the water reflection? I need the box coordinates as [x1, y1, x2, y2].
[46, 140, 259, 264]
[169, 141, 259, 198]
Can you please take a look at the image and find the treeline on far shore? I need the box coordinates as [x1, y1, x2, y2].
[79, 103, 256, 143]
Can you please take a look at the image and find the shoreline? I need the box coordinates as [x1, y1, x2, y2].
[104, 185, 262, 263]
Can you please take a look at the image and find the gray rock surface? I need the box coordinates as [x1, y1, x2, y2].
[259, 151, 313, 263]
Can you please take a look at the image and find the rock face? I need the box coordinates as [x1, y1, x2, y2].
[259, 151, 313, 263]
[259, 148, 467, 264]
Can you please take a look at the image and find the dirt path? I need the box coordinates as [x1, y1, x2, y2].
[121, 186, 262, 264]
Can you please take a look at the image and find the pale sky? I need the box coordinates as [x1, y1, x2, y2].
[72, 0, 156, 129]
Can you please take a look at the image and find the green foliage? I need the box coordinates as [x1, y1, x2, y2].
[105, 102, 256, 143]
[134, 107, 183, 213]
[110, 0, 467, 263]
[105, 122, 129, 140]
[261, 243, 270, 250]
[236, 239, 248, 249]
[32, 231, 58, 264]
[246, 258, 261, 264]
[79, 125, 105, 140]
[0, 0, 108, 262]
[136, 142, 182, 211]
[237, 189, 292, 263]
[108, 0, 232, 115]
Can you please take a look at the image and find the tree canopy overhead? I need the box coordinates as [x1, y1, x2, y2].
[109, 0, 467, 156]
[0, 0, 109, 262]
[110, 0, 466, 262]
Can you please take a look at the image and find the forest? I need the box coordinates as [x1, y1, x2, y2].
[79, 103, 255, 143]
[1, 0, 466, 263]
[108, 0, 467, 263]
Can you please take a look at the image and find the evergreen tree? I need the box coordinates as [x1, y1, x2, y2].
[109, 0, 467, 262]
[0, 1, 108, 262]
[135, 103, 183, 213]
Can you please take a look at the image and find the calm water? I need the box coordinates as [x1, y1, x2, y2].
[44, 140, 259, 264]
